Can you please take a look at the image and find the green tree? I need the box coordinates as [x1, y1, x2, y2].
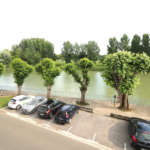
[130, 34, 142, 53]
[65, 58, 94, 104]
[61, 41, 73, 63]
[0, 49, 11, 65]
[11, 38, 55, 65]
[0, 63, 5, 76]
[101, 51, 150, 110]
[119, 34, 130, 51]
[35, 58, 60, 100]
[11, 58, 33, 95]
[142, 34, 150, 56]
[107, 37, 118, 54]
[87, 41, 100, 62]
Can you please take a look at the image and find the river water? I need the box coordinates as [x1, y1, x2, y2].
[0, 67, 150, 100]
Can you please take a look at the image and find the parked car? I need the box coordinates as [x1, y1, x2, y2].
[128, 117, 150, 149]
[21, 96, 47, 114]
[37, 99, 66, 119]
[8, 95, 35, 110]
[55, 105, 79, 124]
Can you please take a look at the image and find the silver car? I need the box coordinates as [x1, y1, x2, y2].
[21, 96, 47, 114]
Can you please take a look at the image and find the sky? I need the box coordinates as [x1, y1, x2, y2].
[0, 0, 150, 55]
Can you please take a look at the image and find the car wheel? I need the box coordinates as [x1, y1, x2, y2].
[16, 105, 21, 110]
[68, 118, 71, 124]
[49, 113, 53, 119]
[130, 137, 134, 146]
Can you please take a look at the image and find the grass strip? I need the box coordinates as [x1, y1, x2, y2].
[0, 96, 14, 109]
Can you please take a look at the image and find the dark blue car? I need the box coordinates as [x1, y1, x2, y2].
[55, 105, 79, 124]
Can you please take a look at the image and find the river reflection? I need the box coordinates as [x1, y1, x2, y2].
[0, 67, 150, 100]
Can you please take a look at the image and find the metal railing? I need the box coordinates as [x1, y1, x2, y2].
[0, 85, 150, 106]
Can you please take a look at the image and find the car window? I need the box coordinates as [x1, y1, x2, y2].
[37, 99, 44, 104]
[68, 107, 74, 115]
[10, 99, 16, 102]
[51, 102, 59, 108]
[57, 111, 66, 117]
[39, 106, 48, 111]
[19, 97, 27, 101]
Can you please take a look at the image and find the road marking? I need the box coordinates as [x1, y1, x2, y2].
[29, 114, 36, 119]
[67, 126, 73, 132]
[47, 120, 53, 125]
[43, 123, 50, 127]
[124, 143, 126, 150]
[92, 134, 96, 141]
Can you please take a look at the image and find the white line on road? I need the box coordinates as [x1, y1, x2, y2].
[29, 115, 36, 119]
[67, 126, 73, 132]
[92, 134, 96, 141]
[124, 143, 126, 150]
[47, 120, 53, 125]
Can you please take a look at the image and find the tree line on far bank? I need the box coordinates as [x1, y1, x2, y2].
[1, 33, 150, 66]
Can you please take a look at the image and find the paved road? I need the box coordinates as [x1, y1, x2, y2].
[0, 112, 99, 150]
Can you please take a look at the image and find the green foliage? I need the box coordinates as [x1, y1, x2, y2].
[61, 41, 73, 63]
[11, 38, 55, 65]
[0, 96, 14, 108]
[0, 63, 5, 76]
[11, 58, 34, 85]
[119, 34, 130, 51]
[65, 58, 94, 92]
[0, 49, 11, 65]
[101, 51, 150, 95]
[87, 41, 100, 62]
[107, 37, 118, 54]
[76, 101, 89, 106]
[35, 58, 60, 86]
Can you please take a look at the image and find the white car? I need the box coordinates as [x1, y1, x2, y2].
[8, 95, 35, 110]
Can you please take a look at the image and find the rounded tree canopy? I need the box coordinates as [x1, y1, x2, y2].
[0, 63, 5, 76]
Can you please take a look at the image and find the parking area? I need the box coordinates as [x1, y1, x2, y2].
[1, 106, 136, 150]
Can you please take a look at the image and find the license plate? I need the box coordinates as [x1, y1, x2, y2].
[59, 118, 63, 120]
[40, 113, 44, 116]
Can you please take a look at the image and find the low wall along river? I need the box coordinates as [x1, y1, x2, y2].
[0, 67, 150, 106]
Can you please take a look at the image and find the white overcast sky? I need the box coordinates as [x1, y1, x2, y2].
[0, 0, 150, 55]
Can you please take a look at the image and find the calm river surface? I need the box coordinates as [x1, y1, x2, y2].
[0, 67, 150, 100]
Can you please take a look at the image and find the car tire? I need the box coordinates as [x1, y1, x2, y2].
[49, 113, 53, 119]
[16, 105, 21, 110]
[68, 118, 71, 124]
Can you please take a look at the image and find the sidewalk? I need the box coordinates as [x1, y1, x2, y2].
[1, 89, 150, 121]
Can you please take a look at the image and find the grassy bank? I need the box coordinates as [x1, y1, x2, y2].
[0, 96, 13, 109]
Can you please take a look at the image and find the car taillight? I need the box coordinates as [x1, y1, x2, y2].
[66, 112, 69, 118]
[143, 132, 148, 134]
[46, 110, 50, 114]
[132, 135, 137, 142]
[13, 103, 16, 104]
[55, 111, 58, 115]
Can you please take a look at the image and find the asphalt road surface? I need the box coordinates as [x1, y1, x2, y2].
[0, 112, 100, 150]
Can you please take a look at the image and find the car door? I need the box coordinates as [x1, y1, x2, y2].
[71, 106, 77, 118]
[51, 102, 60, 114]
[34, 98, 44, 110]
[18, 97, 26, 106]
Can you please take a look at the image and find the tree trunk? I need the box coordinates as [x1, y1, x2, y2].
[80, 90, 86, 104]
[80, 77, 87, 104]
[123, 94, 129, 110]
[17, 85, 22, 95]
[47, 85, 51, 100]
[118, 91, 123, 109]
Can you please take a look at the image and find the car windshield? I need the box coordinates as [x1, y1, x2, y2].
[39, 106, 48, 111]
[136, 132, 150, 140]
[26, 98, 37, 105]
[57, 111, 66, 117]
[10, 99, 16, 102]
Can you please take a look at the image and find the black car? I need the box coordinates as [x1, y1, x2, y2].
[128, 117, 150, 149]
[37, 99, 66, 119]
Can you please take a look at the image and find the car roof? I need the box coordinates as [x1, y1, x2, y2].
[12, 95, 27, 100]
[59, 105, 73, 112]
[41, 99, 57, 107]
